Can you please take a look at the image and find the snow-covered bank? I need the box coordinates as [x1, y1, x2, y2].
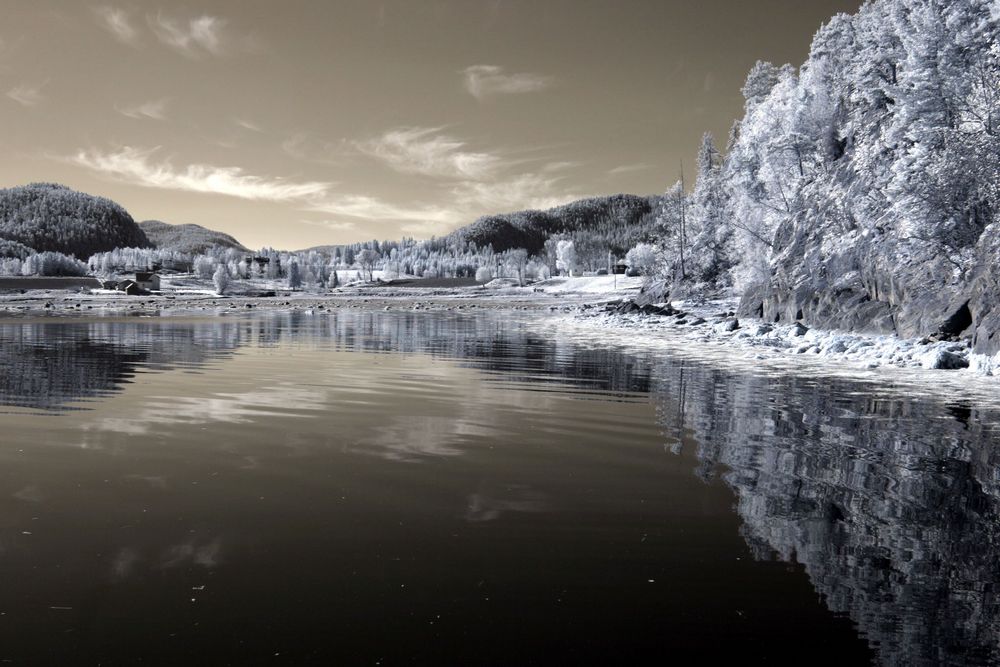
[551, 295, 1000, 383]
[531, 275, 645, 295]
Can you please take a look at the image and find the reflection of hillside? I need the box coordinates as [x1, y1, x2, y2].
[0, 321, 243, 410]
[652, 362, 1000, 666]
[0, 312, 650, 412]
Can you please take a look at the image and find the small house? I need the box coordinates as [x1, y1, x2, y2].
[117, 279, 144, 295]
[135, 271, 161, 291]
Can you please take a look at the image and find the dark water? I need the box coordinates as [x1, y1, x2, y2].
[0, 311, 997, 665]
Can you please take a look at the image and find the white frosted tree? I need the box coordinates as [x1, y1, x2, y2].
[625, 243, 658, 275]
[655, 181, 690, 282]
[212, 265, 230, 295]
[688, 132, 733, 286]
[193, 256, 215, 279]
[555, 240, 576, 276]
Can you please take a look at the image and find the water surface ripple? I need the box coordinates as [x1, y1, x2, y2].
[0, 310, 996, 665]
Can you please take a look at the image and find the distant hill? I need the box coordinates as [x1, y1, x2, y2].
[0, 183, 150, 258]
[454, 194, 661, 255]
[295, 193, 662, 259]
[139, 220, 248, 254]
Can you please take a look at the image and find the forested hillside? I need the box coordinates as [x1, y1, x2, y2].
[0, 183, 149, 258]
[457, 194, 659, 256]
[140, 220, 248, 254]
[658, 0, 1000, 355]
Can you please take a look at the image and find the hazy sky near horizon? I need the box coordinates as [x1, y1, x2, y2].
[1, 0, 861, 250]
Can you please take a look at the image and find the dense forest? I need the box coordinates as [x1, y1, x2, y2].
[658, 0, 1000, 354]
[0, 183, 150, 258]
[140, 220, 248, 254]
[457, 194, 659, 256]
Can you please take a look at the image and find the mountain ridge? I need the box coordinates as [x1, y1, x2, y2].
[139, 220, 249, 254]
[0, 183, 150, 258]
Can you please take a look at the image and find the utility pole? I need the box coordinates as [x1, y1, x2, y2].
[679, 159, 687, 281]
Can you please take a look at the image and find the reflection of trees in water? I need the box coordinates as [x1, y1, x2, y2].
[0, 320, 243, 410]
[652, 361, 1000, 666]
[0, 311, 651, 411]
[307, 311, 652, 394]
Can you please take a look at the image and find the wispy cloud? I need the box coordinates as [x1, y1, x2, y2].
[234, 118, 262, 132]
[95, 6, 139, 46]
[64, 124, 583, 236]
[453, 173, 579, 213]
[608, 163, 653, 175]
[354, 127, 503, 180]
[148, 12, 227, 57]
[64, 145, 457, 226]
[7, 82, 45, 107]
[98, 8, 256, 56]
[116, 98, 169, 121]
[300, 219, 357, 232]
[319, 170, 580, 230]
[281, 133, 344, 165]
[462, 65, 552, 100]
[543, 160, 583, 172]
[307, 194, 458, 224]
[347, 126, 582, 231]
[67, 146, 329, 201]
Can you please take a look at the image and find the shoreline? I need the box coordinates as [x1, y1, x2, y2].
[0, 288, 563, 319]
[568, 296, 982, 372]
[2, 284, 996, 386]
[0, 274, 646, 318]
[542, 298, 1000, 410]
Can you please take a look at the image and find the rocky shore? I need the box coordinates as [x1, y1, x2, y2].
[559, 296, 993, 377]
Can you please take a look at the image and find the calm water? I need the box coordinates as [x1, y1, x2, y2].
[0, 311, 997, 665]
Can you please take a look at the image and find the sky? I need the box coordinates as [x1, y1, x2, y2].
[0, 0, 862, 250]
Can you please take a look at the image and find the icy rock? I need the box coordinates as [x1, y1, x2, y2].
[919, 348, 970, 370]
[645, 303, 676, 316]
[969, 353, 998, 376]
[718, 318, 739, 332]
[823, 339, 849, 354]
